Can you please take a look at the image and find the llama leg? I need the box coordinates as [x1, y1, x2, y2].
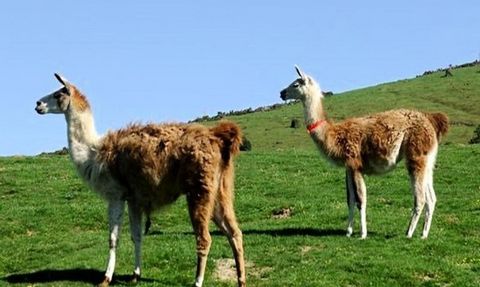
[406, 164, 427, 238]
[144, 202, 153, 235]
[213, 201, 246, 287]
[345, 169, 356, 237]
[144, 214, 151, 235]
[186, 189, 215, 287]
[127, 201, 142, 282]
[352, 170, 367, 239]
[421, 166, 437, 239]
[99, 200, 125, 287]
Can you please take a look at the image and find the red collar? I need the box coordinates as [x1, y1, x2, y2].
[307, 120, 326, 134]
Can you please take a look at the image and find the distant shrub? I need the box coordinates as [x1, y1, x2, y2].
[38, 147, 69, 156]
[240, 136, 252, 151]
[469, 125, 480, 144]
[417, 60, 480, 78]
[322, 91, 334, 97]
[190, 101, 299, 123]
[290, 119, 300, 128]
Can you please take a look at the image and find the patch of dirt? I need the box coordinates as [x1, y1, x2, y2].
[214, 259, 238, 282]
[443, 214, 460, 225]
[377, 197, 393, 205]
[299, 244, 326, 256]
[271, 207, 293, 219]
[300, 246, 312, 255]
[214, 259, 271, 282]
[414, 271, 439, 283]
[250, 265, 273, 280]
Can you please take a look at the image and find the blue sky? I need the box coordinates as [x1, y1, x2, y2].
[1, 1, 479, 156]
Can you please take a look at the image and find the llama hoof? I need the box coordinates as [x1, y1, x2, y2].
[421, 235, 428, 240]
[129, 273, 140, 284]
[346, 228, 353, 237]
[97, 276, 110, 287]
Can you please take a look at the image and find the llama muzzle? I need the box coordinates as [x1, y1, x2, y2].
[35, 102, 46, 114]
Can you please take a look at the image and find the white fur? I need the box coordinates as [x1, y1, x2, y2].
[422, 142, 438, 239]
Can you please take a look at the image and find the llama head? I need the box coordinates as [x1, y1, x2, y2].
[280, 65, 322, 102]
[35, 73, 90, 115]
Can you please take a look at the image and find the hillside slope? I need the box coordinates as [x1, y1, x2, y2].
[214, 66, 480, 152]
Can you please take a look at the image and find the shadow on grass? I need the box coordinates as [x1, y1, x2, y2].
[240, 227, 346, 237]
[240, 228, 381, 238]
[146, 230, 164, 236]
[2, 268, 158, 285]
[147, 227, 347, 237]
[145, 227, 386, 239]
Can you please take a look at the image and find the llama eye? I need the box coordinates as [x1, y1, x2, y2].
[293, 83, 300, 88]
[54, 94, 61, 99]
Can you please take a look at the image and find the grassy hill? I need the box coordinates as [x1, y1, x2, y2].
[1, 65, 479, 286]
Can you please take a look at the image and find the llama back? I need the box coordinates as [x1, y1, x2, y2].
[99, 123, 187, 171]
[98, 123, 187, 204]
[426, 112, 449, 139]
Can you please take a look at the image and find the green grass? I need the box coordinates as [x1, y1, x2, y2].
[1, 146, 480, 286]
[1, 66, 480, 286]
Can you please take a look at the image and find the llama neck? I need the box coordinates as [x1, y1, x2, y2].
[65, 108, 99, 175]
[302, 90, 326, 126]
[302, 89, 334, 154]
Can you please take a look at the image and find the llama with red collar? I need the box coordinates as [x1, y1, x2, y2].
[280, 66, 448, 239]
[35, 74, 246, 287]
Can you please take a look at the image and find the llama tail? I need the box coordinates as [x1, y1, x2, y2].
[210, 121, 243, 164]
[426, 112, 449, 140]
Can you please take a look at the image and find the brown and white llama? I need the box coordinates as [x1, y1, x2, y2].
[35, 74, 246, 287]
[280, 66, 448, 239]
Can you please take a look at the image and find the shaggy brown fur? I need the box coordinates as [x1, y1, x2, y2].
[280, 66, 448, 239]
[98, 122, 243, 215]
[99, 123, 187, 211]
[98, 121, 246, 286]
[142, 122, 244, 234]
[315, 109, 448, 174]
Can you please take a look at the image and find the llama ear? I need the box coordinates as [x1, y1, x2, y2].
[54, 73, 69, 87]
[294, 65, 306, 79]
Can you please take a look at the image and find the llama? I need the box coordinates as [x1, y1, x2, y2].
[35, 74, 246, 287]
[280, 66, 448, 239]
